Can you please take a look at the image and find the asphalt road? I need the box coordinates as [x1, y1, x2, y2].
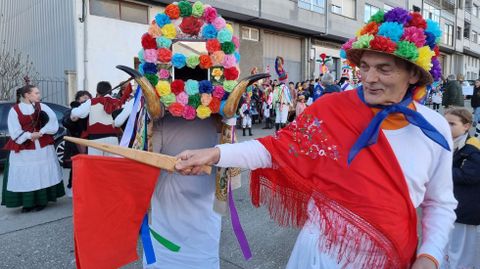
[0, 124, 299, 269]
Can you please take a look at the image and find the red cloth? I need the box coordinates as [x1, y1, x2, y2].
[72, 155, 160, 269]
[251, 90, 417, 269]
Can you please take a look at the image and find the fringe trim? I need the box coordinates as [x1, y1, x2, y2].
[252, 175, 403, 269]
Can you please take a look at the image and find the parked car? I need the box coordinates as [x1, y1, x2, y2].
[0, 101, 68, 167]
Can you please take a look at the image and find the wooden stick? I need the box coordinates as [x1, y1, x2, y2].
[64, 136, 212, 175]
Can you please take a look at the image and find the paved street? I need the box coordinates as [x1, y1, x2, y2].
[0, 124, 299, 269]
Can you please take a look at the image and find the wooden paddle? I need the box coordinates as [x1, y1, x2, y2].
[64, 136, 212, 175]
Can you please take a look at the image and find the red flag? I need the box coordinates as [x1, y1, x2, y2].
[72, 155, 160, 269]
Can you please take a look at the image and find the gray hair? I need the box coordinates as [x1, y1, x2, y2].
[447, 74, 456, 80]
[321, 72, 335, 85]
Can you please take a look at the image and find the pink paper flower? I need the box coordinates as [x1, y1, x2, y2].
[232, 36, 240, 49]
[212, 85, 225, 99]
[183, 105, 196, 120]
[176, 91, 189, 105]
[144, 49, 157, 63]
[222, 54, 237, 68]
[203, 7, 218, 23]
[158, 69, 170, 79]
[212, 17, 226, 30]
[401, 26, 426, 47]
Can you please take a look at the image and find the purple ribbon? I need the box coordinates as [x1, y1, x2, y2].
[228, 179, 252, 260]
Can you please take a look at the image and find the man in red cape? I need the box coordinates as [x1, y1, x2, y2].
[174, 8, 457, 269]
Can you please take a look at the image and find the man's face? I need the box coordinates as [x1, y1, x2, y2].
[359, 51, 420, 105]
[475, 80, 480, 87]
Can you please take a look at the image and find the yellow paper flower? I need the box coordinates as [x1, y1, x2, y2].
[355, 28, 362, 37]
[156, 80, 171, 96]
[415, 46, 435, 71]
[226, 23, 234, 33]
[161, 23, 177, 39]
[212, 68, 223, 80]
[196, 105, 212, 119]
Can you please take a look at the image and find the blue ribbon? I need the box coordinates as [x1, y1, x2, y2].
[140, 214, 156, 264]
[348, 86, 450, 164]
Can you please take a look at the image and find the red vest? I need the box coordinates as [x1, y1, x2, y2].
[4, 104, 55, 153]
[86, 96, 122, 139]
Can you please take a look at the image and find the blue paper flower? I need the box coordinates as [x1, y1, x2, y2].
[172, 53, 186, 69]
[155, 13, 171, 27]
[222, 91, 230, 101]
[199, 80, 213, 94]
[156, 37, 172, 49]
[185, 79, 199, 95]
[424, 32, 436, 49]
[138, 49, 145, 62]
[138, 62, 145, 75]
[202, 24, 218, 39]
[234, 51, 241, 63]
[426, 19, 442, 40]
[142, 62, 158, 74]
[340, 49, 347, 59]
[378, 22, 404, 42]
[217, 29, 233, 43]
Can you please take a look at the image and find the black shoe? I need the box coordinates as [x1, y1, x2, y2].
[275, 123, 280, 131]
[242, 128, 246, 136]
[34, 205, 46, 212]
[21, 207, 34, 213]
[248, 128, 253, 136]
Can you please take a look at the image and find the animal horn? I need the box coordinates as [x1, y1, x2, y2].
[116, 65, 164, 119]
[223, 73, 270, 118]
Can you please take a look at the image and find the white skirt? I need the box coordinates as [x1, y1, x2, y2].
[87, 136, 119, 156]
[7, 142, 62, 192]
[441, 222, 480, 269]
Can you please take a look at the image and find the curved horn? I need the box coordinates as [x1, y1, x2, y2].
[223, 73, 270, 118]
[116, 65, 164, 119]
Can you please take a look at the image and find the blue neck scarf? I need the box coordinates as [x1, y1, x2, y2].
[348, 86, 450, 164]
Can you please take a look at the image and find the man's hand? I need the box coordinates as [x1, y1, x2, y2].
[31, 132, 42, 141]
[411, 256, 438, 269]
[175, 148, 220, 175]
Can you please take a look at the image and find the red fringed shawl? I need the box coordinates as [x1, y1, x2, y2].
[251, 90, 417, 269]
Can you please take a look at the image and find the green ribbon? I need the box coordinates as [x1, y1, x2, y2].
[149, 228, 181, 252]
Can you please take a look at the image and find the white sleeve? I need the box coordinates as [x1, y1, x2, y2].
[417, 130, 457, 264]
[114, 98, 134, 127]
[39, 103, 59, 135]
[71, 99, 91, 119]
[7, 108, 31, 144]
[215, 140, 272, 169]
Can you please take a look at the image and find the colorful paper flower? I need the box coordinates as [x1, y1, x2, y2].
[378, 22, 404, 42]
[212, 17, 226, 30]
[222, 92, 230, 101]
[161, 93, 176, 107]
[208, 97, 221, 113]
[221, 41, 236, 54]
[394, 41, 419, 61]
[141, 33, 157, 49]
[232, 36, 240, 49]
[340, 49, 347, 59]
[217, 29, 233, 43]
[145, 74, 159, 88]
[176, 91, 189, 105]
[138, 49, 145, 62]
[206, 39, 221, 53]
[234, 51, 241, 63]
[144, 49, 157, 63]
[401, 26, 426, 47]
[188, 94, 201, 107]
[172, 53, 186, 68]
[415, 46, 435, 71]
[211, 51, 225, 66]
[424, 32, 436, 49]
[368, 9, 385, 23]
[384, 7, 411, 24]
[196, 105, 212, 119]
[212, 85, 225, 99]
[203, 6, 217, 23]
[161, 24, 177, 39]
[433, 46, 440, 57]
[180, 16, 202, 35]
[138, 62, 145, 75]
[142, 62, 157, 74]
[192, 1, 204, 17]
[183, 105, 196, 120]
[168, 102, 185, 117]
[155, 13, 171, 27]
[352, 34, 374, 49]
[148, 22, 162, 37]
[222, 54, 236, 68]
[158, 48, 172, 63]
[199, 54, 213, 69]
[165, 4, 181, 19]
[186, 55, 200, 68]
[430, 57, 442, 81]
[426, 19, 442, 40]
[156, 80, 171, 96]
[199, 80, 213, 94]
[178, 1, 193, 17]
[223, 80, 237, 92]
[200, 93, 212, 106]
[186, 79, 199, 95]
[341, 37, 356, 51]
[171, 79, 185, 95]
[369, 35, 397, 53]
[224, 67, 239, 80]
[360, 22, 379, 36]
[202, 24, 218, 39]
[156, 37, 172, 48]
[225, 23, 234, 33]
[407, 12, 427, 29]
[159, 69, 170, 79]
[212, 68, 223, 80]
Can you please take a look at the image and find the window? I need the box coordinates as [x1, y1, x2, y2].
[298, 0, 326, 14]
[473, 30, 478, 43]
[364, 4, 379, 23]
[443, 23, 454, 46]
[384, 4, 393, 11]
[464, 22, 471, 39]
[331, 0, 356, 18]
[457, 26, 462, 40]
[473, 4, 479, 17]
[90, 0, 148, 24]
[241, 26, 259, 41]
[458, 0, 463, 9]
[422, 3, 440, 23]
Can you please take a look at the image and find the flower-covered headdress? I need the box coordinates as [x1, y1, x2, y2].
[340, 8, 442, 100]
[275, 56, 288, 83]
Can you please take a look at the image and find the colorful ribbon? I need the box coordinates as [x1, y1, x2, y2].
[140, 214, 156, 264]
[120, 86, 142, 147]
[228, 179, 252, 260]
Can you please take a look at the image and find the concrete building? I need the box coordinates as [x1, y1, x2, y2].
[1, 0, 479, 104]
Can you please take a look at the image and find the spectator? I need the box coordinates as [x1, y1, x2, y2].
[472, 79, 480, 137]
[321, 73, 341, 95]
[442, 74, 464, 108]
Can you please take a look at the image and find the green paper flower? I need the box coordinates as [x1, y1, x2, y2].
[186, 55, 200, 69]
[178, 1, 192, 17]
[223, 80, 237, 92]
[188, 94, 201, 108]
[145, 73, 159, 87]
[394, 41, 419, 61]
[221, 41, 236, 54]
[352, 34, 374, 49]
[192, 1, 204, 18]
[368, 10, 385, 23]
[160, 93, 176, 107]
